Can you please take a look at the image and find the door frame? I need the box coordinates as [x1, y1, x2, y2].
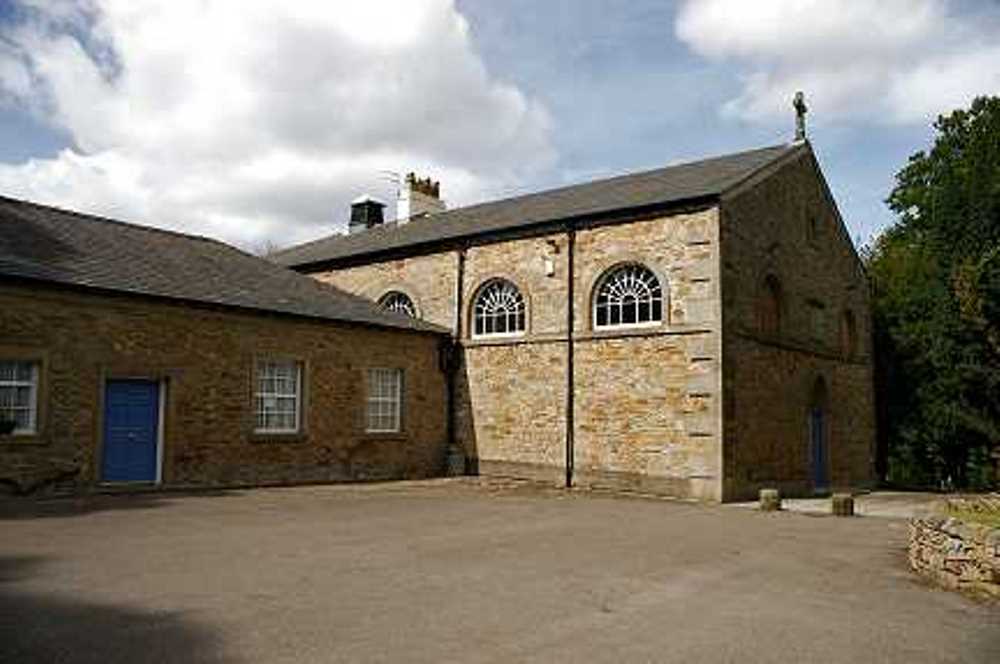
[98, 377, 167, 485]
[807, 375, 830, 494]
[809, 406, 829, 493]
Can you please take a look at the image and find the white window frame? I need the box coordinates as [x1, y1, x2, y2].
[366, 368, 403, 433]
[254, 360, 302, 434]
[471, 279, 527, 339]
[379, 291, 418, 318]
[592, 263, 664, 331]
[0, 360, 39, 436]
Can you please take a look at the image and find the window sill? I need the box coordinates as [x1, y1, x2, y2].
[577, 324, 711, 342]
[361, 431, 408, 442]
[248, 431, 308, 443]
[0, 432, 47, 446]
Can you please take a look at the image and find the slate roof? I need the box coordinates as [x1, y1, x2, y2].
[0, 195, 447, 334]
[272, 143, 801, 268]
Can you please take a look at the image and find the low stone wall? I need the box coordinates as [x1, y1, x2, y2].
[909, 516, 1000, 599]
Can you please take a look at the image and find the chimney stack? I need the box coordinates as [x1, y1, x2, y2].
[397, 172, 445, 223]
[349, 195, 386, 234]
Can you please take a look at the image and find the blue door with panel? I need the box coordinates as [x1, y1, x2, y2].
[102, 380, 160, 482]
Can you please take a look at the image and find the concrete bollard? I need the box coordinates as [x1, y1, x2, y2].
[759, 488, 781, 512]
[832, 493, 855, 516]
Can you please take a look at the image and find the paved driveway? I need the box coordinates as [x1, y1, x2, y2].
[1, 480, 997, 663]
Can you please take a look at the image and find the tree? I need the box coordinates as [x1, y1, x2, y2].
[867, 96, 1000, 489]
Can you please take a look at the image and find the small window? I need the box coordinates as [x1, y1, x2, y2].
[593, 263, 663, 329]
[807, 215, 820, 244]
[254, 360, 302, 433]
[0, 360, 39, 435]
[758, 275, 783, 336]
[378, 291, 417, 318]
[840, 309, 858, 358]
[472, 279, 526, 338]
[808, 301, 826, 343]
[367, 368, 403, 433]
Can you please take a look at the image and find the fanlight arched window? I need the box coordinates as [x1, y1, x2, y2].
[472, 279, 526, 337]
[378, 291, 417, 318]
[593, 263, 663, 329]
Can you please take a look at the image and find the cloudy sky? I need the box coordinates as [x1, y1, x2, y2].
[1, 0, 998, 250]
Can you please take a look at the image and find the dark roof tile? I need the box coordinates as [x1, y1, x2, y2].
[273, 143, 798, 267]
[0, 196, 447, 334]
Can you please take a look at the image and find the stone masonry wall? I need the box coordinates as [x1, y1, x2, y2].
[909, 517, 1000, 599]
[720, 149, 876, 501]
[459, 232, 569, 480]
[314, 252, 458, 331]
[0, 283, 447, 494]
[309, 210, 724, 500]
[572, 211, 723, 501]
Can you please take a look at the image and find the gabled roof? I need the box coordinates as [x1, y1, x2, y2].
[0, 195, 447, 334]
[272, 143, 802, 269]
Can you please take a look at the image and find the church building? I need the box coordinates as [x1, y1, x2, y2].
[273, 137, 876, 502]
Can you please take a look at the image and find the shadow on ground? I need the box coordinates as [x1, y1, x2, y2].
[0, 555, 233, 663]
[0, 489, 243, 521]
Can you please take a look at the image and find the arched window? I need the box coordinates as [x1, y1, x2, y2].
[378, 291, 417, 318]
[472, 279, 526, 337]
[593, 263, 663, 329]
[840, 309, 858, 358]
[758, 275, 783, 336]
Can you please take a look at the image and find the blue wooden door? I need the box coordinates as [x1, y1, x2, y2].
[810, 408, 829, 491]
[102, 380, 159, 482]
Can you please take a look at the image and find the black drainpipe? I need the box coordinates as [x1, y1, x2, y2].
[565, 226, 576, 488]
[446, 246, 467, 467]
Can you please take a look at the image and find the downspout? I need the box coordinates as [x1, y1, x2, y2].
[454, 246, 467, 340]
[565, 226, 576, 488]
[445, 246, 467, 475]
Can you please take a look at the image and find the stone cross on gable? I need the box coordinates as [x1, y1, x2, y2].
[794, 91, 808, 141]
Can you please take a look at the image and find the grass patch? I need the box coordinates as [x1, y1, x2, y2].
[941, 494, 1000, 528]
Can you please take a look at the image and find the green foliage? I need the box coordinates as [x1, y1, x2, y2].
[941, 494, 1000, 528]
[867, 96, 1000, 489]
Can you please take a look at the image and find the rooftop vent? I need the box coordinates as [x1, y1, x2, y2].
[397, 172, 445, 223]
[349, 195, 386, 234]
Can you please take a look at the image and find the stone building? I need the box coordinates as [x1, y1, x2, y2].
[273, 140, 877, 501]
[0, 196, 448, 494]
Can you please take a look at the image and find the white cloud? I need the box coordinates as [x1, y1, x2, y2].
[0, 0, 555, 247]
[676, 0, 1000, 126]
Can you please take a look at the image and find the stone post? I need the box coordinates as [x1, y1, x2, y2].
[760, 488, 781, 511]
[832, 493, 855, 516]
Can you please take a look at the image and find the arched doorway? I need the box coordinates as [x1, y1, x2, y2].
[809, 377, 830, 493]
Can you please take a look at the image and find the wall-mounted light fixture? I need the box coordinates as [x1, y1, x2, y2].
[543, 239, 559, 277]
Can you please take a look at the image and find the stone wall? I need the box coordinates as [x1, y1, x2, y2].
[0, 283, 447, 494]
[572, 211, 723, 501]
[719, 149, 876, 501]
[314, 252, 458, 331]
[308, 209, 724, 500]
[457, 342, 566, 482]
[909, 517, 1000, 599]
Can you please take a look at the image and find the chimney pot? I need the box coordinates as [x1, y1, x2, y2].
[397, 172, 446, 223]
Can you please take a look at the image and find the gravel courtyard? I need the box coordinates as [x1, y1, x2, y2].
[1, 480, 997, 663]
